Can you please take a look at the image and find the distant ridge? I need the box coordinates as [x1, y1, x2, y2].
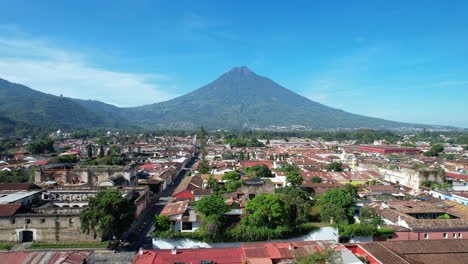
[0, 68, 462, 132]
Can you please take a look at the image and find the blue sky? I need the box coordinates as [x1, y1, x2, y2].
[0, 0, 467, 127]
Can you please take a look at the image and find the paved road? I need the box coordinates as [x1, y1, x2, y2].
[124, 157, 198, 251]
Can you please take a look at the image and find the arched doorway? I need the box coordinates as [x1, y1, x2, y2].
[20, 231, 33, 242]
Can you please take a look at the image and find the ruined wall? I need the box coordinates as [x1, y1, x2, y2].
[0, 209, 100, 243]
[357, 163, 444, 189]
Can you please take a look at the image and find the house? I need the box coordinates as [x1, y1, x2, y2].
[301, 182, 343, 195]
[369, 200, 468, 241]
[348, 239, 468, 264]
[132, 247, 243, 264]
[133, 241, 361, 264]
[221, 179, 276, 207]
[160, 200, 201, 232]
[172, 175, 211, 201]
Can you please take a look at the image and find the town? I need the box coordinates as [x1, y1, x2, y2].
[0, 128, 467, 263]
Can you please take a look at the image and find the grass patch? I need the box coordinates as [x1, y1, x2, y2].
[0, 243, 13, 250]
[29, 241, 108, 249]
[154, 223, 319, 243]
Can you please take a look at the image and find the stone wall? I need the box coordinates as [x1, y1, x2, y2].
[0, 212, 99, 243]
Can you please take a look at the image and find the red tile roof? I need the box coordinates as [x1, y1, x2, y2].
[0, 204, 21, 216]
[241, 161, 273, 169]
[0, 250, 94, 264]
[160, 200, 189, 217]
[131, 248, 243, 264]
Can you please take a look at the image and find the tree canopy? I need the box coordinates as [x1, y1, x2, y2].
[286, 172, 303, 186]
[80, 190, 135, 240]
[154, 215, 173, 233]
[244, 164, 273, 178]
[26, 138, 54, 154]
[317, 188, 356, 224]
[242, 194, 288, 229]
[195, 194, 230, 223]
[327, 162, 343, 172]
[311, 176, 323, 183]
[222, 171, 241, 181]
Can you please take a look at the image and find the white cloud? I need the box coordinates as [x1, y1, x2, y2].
[0, 36, 176, 107]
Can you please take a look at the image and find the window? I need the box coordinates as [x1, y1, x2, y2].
[69, 218, 74, 224]
[40, 218, 45, 224]
[182, 222, 192, 231]
[424, 233, 429, 239]
[459, 233, 463, 238]
[10, 219, 15, 224]
[443, 233, 448, 238]
[453, 233, 456, 238]
[25, 219, 31, 224]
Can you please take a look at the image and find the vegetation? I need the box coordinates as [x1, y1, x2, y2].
[242, 194, 288, 229]
[80, 190, 135, 240]
[437, 213, 451, 219]
[222, 171, 241, 181]
[327, 162, 343, 172]
[244, 164, 273, 178]
[153, 215, 173, 232]
[196, 194, 231, 225]
[224, 138, 264, 147]
[360, 207, 383, 225]
[0, 243, 13, 250]
[275, 162, 302, 173]
[285, 172, 303, 186]
[317, 188, 356, 224]
[82, 155, 125, 166]
[293, 248, 343, 264]
[311, 176, 323, 183]
[0, 169, 28, 183]
[29, 242, 108, 249]
[26, 138, 54, 154]
[423, 144, 445, 156]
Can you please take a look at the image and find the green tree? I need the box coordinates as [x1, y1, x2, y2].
[286, 172, 303, 186]
[99, 145, 104, 158]
[26, 138, 54, 154]
[222, 171, 241, 181]
[198, 160, 211, 174]
[276, 187, 312, 224]
[80, 190, 135, 240]
[327, 162, 343, 172]
[275, 162, 301, 173]
[220, 180, 242, 193]
[343, 184, 359, 198]
[320, 203, 349, 224]
[0, 169, 27, 183]
[239, 151, 245, 160]
[294, 249, 343, 264]
[242, 194, 288, 229]
[86, 144, 93, 158]
[206, 174, 217, 189]
[154, 215, 173, 232]
[311, 176, 323, 183]
[318, 189, 356, 223]
[195, 194, 230, 223]
[245, 164, 273, 178]
[424, 144, 445, 156]
[360, 207, 383, 225]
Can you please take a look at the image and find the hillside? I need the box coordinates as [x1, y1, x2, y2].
[0, 68, 458, 132]
[0, 78, 116, 130]
[123, 67, 429, 130]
